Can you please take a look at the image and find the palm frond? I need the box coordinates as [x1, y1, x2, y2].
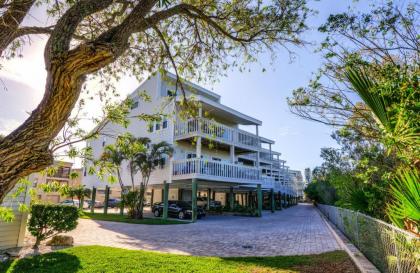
[387, 169, 420, 229]
[345, 68, 391, 130]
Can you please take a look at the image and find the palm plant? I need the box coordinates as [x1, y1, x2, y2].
[131, 138, 173, 219]
[387, 170, 420, 233]
[345, 67, 419, 232]
[345, 67, 419, 161]
[61, 185, 91, 209]
[100, 145, 125, 190]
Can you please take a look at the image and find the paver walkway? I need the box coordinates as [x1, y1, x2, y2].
[63, 203, 341, 257]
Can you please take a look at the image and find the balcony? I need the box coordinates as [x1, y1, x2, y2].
[172, 158, 261, 184]
[174, 118, 260, 150]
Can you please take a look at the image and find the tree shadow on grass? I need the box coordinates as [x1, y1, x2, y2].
[0, 252, 81, 273]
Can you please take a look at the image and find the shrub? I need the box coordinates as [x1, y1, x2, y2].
[122, 190, 142, 218]
[28, 204, 79, 248]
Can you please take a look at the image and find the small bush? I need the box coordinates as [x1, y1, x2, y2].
[28, 204, 79, 248]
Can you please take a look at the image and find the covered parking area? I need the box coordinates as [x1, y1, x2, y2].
[147, 179, 299, 222]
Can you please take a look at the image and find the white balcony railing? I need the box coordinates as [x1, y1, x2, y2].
[172, 158, 260, 181]
[174, 118, 260, 149]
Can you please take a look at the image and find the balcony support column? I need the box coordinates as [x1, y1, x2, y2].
[270, 189, 275, 213]
[163, 181, 169, 220]
[255, 125, 260, 178]
[269, 143, 273, 177]
[257, 184, 262, 217]
[230, 145, 235, 163]
[196, 137, 202, 159]
[207, 188, 211, 210]
[229, 187, 234, 211]
[192, 179, 198, 222]
[278, 191, 282, 210]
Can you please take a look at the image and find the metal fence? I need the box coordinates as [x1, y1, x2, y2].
[317, 204, 419, 273]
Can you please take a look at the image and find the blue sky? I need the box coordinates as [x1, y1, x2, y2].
[0, 0, 365, 173]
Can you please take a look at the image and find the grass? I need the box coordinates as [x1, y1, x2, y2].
[0, 246, 359, 273]
[79, 212, 189, 225]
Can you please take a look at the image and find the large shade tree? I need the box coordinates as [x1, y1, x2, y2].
[0, 0, 310, 202]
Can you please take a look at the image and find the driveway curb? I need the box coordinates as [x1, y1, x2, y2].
[316, 207, 380, 273]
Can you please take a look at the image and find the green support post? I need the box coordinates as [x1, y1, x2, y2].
[229, 187, 234, 211]
[283, 193, 286, 209]
[207, 188, 211, 210]
[257, 184, 262, 217]
[90, 187, 96, 213]
[270, 189, 275, 213]
[163, 181, 169, 220]
[278, 192, 282, 210]
[104, 185, 110, 215]
[192, 179, 198, 222]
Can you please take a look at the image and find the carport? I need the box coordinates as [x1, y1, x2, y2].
[149, 179, 292, 222]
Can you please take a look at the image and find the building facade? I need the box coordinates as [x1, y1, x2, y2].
[30, 161, 82, 204]
[84, 72, 298, 210]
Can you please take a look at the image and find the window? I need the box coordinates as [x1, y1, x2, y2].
[187, 153, 196, 159]
[187, 153, 203, 159]
[102, 137, 106, 147]
[148, 124, 154, 132]
[162, 119, 168, 129]
[52, 167, 71, 178]
[155, 123, 161, 131]
[131, 101, 139, 109]
[167, 89, 177, 97]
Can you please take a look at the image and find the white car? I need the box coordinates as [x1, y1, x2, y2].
[60, 200, 89, 209]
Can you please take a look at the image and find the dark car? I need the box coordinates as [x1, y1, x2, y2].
[107, 198, 121, 208]
[208, 200, 222, 209]
[152, 201, 206, 220]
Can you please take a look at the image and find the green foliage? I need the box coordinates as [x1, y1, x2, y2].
[0, 207, 14, 223]
[61, 186, 91, 207]
[122, 190, 142, 219]
[28, 204, 79, 247]
[304, 179, 338, 205]
[79, 212, 187, 225]
[387, 170, 420, 230]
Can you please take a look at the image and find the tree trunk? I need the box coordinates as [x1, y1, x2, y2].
[136, 183, 146, 219]
[0, 44, 114, 203]
[0, 0, 36, 55]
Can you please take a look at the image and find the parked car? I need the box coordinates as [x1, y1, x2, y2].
[208, 200, 222, 210]
[59, 200, 89, 209]
[107, 198, 121, 208]
[152, 201, 206, 220]
[197, 197, 207, 208]
[87, 200, 104, 208]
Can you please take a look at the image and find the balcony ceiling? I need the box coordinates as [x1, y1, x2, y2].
[199, 97, 262, 126]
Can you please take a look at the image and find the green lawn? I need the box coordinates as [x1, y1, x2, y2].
[79, 212, 188, 225]
[0, 246, 359, 273]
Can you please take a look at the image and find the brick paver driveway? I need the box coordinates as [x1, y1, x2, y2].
[67, 203, 340, 256]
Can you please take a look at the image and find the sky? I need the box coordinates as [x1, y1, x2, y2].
[0, 0, 365, 174]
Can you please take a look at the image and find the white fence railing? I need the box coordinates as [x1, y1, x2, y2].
[318, 204, 419, 273]
[172, 158, 260, 181]
[174, 118, 260, 149]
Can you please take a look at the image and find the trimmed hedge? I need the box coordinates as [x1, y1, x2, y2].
[28, 204, 79, 248]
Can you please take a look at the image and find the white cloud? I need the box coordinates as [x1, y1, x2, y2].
[0, 118, 21, 136]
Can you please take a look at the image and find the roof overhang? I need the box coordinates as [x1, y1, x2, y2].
[198, 96, 262, 126]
